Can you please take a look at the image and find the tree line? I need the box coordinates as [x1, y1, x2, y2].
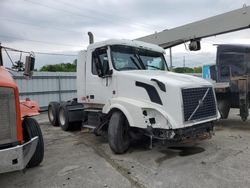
[39, 59, 77, 72]
[172, 66, 202, 73]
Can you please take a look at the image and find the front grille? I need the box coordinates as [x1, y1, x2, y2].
[0, 87, 17, 145]
[182, 87, 217, 122]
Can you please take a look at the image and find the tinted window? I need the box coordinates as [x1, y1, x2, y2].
[219, 52, 245, 77]
[92, 48, 108, 75]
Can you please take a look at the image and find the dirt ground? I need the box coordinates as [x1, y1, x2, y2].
[0, 109, 250, 188]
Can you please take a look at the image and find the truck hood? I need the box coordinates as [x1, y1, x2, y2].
[115, 70, 217, 129]
[118, 70, 211, 88]
[0, 66, 18, 89]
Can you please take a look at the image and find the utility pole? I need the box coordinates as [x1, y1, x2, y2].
[169, 48, 172, 71]
[0, 43, 3, 66]
[183, 56, 185, 68]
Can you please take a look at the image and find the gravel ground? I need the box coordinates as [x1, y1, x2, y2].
[0, 109, 249, 188]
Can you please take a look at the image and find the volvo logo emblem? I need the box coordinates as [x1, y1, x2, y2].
[198, 99, 204, 107]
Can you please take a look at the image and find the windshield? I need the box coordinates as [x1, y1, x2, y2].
[110, 45, 167, 71]
[218, 52, 246, 79]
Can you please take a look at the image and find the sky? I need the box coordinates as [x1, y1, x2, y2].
[1, 0, 250, 69]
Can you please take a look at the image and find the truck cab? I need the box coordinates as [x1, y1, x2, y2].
[49, 39, 220, 154]
[203, 44, 250, 121]
[0, 47, 44, 173]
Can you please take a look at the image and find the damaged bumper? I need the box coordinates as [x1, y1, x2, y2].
[147, 122, 214, 142]
[0, 137, 38, 174]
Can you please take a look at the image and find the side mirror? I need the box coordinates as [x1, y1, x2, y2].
[107, 69, 113, 76]
[102, 59, 113, 77]
[94, 56, 113, 78]
[102, 59, 109, 75]
[23, 56, 35, 78]
[189, 40, 201, 51]
[94, 56, 104, 77]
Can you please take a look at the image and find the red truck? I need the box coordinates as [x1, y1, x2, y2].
[0, 44, 44, 173]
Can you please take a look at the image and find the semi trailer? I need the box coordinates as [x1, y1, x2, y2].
[0, 44, 44, 173]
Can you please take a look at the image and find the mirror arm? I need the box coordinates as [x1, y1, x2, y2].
[101, 69, 113, 78]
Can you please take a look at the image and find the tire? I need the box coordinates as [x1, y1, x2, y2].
[48, 102, 60, 126]
[108, 111, 130, 154]
[217, 99, 230, 119]
[23, 118, 44, 168]
[58, 103, 82, 131]
[58, 104, 71, 131]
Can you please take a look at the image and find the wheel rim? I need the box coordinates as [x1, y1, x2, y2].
[59, 109, 65, 125]
[48, 107, 54, 122]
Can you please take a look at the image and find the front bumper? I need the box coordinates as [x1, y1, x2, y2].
[0, 137, 38, 173]
[147, 122, 214, 142]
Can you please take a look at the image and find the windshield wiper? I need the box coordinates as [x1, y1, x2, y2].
[130, 56, 141, 69]
[145, 65, 161, 70]
[134, 54, 146, 70]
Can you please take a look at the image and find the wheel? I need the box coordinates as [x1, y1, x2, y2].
[23, 118, 44, 168]
[48, 102, 60, 126]
[58, 104, 71, 131]
[217, 99, 230, 119]
[108, 111, 130, 154]
[240, 103, 249, 122]
[241, 116, 247, 122]
[58, 103, 82, 131]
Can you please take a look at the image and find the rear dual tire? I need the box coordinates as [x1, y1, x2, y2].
[58, 104, 82, 131]
[58, 104, 70, 131]
[48, 102, 60, 126]
[48, 102, 82, 131]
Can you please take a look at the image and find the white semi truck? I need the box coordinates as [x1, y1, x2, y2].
[48, 5, 250, 154]
[48, 36, 219, 153]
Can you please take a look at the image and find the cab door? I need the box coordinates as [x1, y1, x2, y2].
[85, 47, 115, 106]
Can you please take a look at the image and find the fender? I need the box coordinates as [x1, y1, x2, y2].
[103, 97, 176, 129]
[20, 98, 40, 119]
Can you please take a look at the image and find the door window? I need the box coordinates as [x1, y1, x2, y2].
[92, 48, 109, 76]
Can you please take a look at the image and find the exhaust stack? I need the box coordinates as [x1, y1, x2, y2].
[88, 32, 94, 44]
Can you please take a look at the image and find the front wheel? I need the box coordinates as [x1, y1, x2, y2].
[23, 118, 44, 168]
[108, 111, 130, 154]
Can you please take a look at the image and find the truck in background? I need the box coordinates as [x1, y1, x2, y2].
[202, 44, 250, 121]
[48, 34, 220, 154]
[0, 44, 44, 173]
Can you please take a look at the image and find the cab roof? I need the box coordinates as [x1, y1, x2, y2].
[87, 39, 165, 53]
[216, 44, 250, 53]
